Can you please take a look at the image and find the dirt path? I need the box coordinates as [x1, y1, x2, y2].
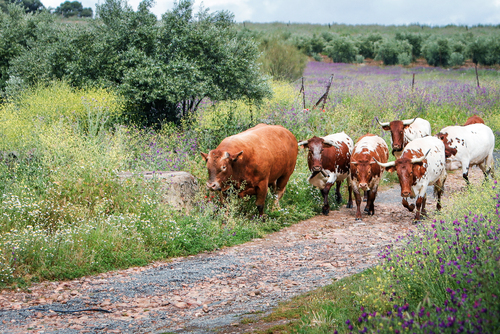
[0, 165, 493, 334]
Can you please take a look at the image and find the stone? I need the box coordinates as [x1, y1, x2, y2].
[117, 171, 198, 211]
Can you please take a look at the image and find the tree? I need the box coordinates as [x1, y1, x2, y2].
[3, 0, 44, 13]
[54, 1, 92, 17]
[8, 0, 271, 125]
[422, 37, 452, 67]
[324, 36, 359, 63]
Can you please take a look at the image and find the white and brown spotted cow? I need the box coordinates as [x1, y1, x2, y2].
[376, 117, 431, 158]
[435, 123, 495, 183]
[350, 134, 389, 220]
[375, 136, 447, 221]
[298, 132, 354, 215]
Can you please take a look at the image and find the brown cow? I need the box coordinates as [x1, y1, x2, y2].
[376, 117, 431, 158]
[201, 124, 298, 216]
[298, 132, 354, 215]
[350, 134, 389, 220]
[463, 115, 485, 126]
[375, 136, 447, 221]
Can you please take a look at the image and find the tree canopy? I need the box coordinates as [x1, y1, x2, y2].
[54, 1, 92, 17]
[2, 0, 271, 125]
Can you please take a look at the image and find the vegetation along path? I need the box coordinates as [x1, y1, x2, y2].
[0, 163, 495, 334]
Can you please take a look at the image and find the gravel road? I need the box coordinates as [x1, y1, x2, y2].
[0, 158, 496, 334]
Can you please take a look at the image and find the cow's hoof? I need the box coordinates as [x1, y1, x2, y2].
[346, 202, 353, 208]
[364, 206, 369, 213]
[322, 206, 330, 215]
[407, 204, 415, 212]
[355, 218, 362, 221]
[335, 196, 342, 203]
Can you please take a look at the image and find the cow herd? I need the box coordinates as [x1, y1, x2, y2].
[201, 115, 496, 222]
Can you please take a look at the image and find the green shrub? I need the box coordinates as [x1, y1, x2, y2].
[397, 52, 412, 66]
[395, 32, 424, 59]
[422, 37, 452, 67]
[375, 38, 412, 65]
[467, 36, 500, 65]
[324, 36, 359, 63]
[357, 33, 383, 59]
[355, 54, 365, 64]
[259, 39, 307, 82]
[449, 52, 465, 67]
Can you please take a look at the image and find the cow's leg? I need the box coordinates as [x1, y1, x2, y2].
[354, 188, 363, 220]
[402, 198, 415, 212]
[462, 161, 470, 184]
[346, 183, 353, 208]
[238, 187, 257, 199]
[367, 186, 378, 216]
[255, 181, 269, 216]
[274, 175, 292, 208]
[365, 190, 372, 213]
[321, 182, 333, 215]
[414, 196, 424, 222]
[434, 173, 446, 211]
[335, 180, 342, 203]
[363, 192, 368, 202]
[421, 194, 427, 216]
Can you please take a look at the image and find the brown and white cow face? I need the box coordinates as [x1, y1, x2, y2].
[377, 118, 417, 155]
[435, 132, 458, 158]
[201, 150, 243, 191]
[350, 160, 379, 191]
[379, 150, 429, 198]
[299, 136, 335, 172]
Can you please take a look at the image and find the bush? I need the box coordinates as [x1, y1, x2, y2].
[467, 36, 500, 65]
[259, 39, 307, 81]
[422, 37, 452, 67]
[395, 32, 424, 59]
[397, 52, 412, 66]
[324, 36, 359, 63]
[449, 52, 465, 67]
[355, 54, 365, 64]
[375, 38, 412, 65]
[357, 33, 383, 59]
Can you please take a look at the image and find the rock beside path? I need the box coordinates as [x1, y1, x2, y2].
[117, 171, 199, 211]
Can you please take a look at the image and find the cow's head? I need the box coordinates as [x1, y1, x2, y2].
[435, 132, 457, 158]
[298, 136, 339, 173]
[374, 149, 429, 197]
[376, 117, 417, 154]
[200, 150, 243, 191]
[350, 157, 379, 191]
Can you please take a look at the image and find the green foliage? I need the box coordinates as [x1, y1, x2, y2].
[324, 36, 359, 63]
[422, 37, 453, 67]
[375, 38, 412, 65]
[54, 1, 93, 17]
[4, 0, 271, 126]
[449, 52, 465, 67]
[354, 54, 365, 64]
[259, 38, 307, 82]
[467, 36, 500, 65]
[395, 31, 424, 59]
[357, 33, 383, 59]
[4, 0, 44, 13]
[397, 52, 412, 66]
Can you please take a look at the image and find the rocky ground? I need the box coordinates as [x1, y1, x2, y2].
[0, 164, 494, 334]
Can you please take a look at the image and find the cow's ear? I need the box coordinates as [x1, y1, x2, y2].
[201, 152, 209, 162]
[382, 125, 391, 131]
[231, 151, 243, 162]
[385, 166, 396, 173]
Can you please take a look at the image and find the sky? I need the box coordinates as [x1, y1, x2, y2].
[44, 0, 500, 26]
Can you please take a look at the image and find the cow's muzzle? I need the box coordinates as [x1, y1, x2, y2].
[312, 165, 322, 172]
[359, 183, 370, 191]
[206, 182, 221, 191]
[401, 190, 411, 197]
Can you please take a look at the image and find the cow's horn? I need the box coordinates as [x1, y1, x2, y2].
[373, 157, 395, 168]
[411, 149, 431, 164]
[402, 117, 418, 126]
[298, 140, 308, 147]
[375, 116, 390, 127]
[323, 139, 340, 148]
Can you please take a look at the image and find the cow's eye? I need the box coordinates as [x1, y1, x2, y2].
[221, 166, 226, 171]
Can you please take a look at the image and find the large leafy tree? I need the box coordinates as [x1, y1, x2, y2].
[7, 0, 271, 125]
[54, 1, 92, 17]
